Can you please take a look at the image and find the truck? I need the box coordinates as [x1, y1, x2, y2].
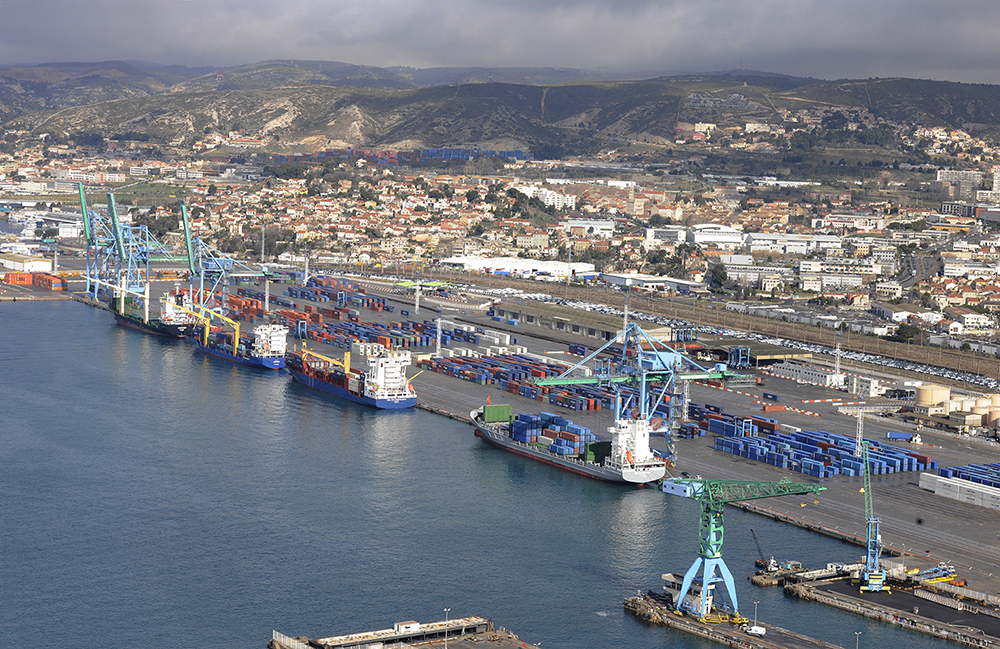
[742, 625, 766, 637]
[886, 431, 914, 442]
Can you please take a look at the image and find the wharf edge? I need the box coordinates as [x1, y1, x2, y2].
[625, 593, 845, 649]
[785, 582, 1000, 649]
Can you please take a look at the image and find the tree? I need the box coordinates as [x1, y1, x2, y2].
[207, 183, 218, 195]
[711, 263, 728, 286]
[465, 189, 480, 203]
[888, 323, 920, 343]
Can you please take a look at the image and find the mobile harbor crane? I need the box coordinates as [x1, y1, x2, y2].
[660, 477, 825, 621]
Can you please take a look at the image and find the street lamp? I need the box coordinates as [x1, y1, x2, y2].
[753, 600, 760, 627]
[444, 608, 451, 649]
[855, 630, 862, 649]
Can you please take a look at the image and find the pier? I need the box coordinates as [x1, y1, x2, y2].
[785, 579, 1000, 648]
[625, 593, 845, 649]
[270, 617, 538, 649]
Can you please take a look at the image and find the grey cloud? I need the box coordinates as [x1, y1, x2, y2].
[2, 0, 1000, 82]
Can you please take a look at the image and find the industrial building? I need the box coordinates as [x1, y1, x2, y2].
[0, 253, 52, 273]
[438, 256, 596, 279]
[489, 301, 672, 342]
[768, 360, 844, 387]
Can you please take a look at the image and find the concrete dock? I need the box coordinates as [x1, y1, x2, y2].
[785, 578, 1000, 648]
[270, 616, 538, 649]
[625, 593, 846, 649]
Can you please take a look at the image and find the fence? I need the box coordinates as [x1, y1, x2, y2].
[272, 630, 309, 649]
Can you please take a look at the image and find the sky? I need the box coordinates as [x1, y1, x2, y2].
[1, 0, 998, 83]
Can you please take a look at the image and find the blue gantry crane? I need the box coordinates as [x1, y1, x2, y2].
[535, 321, 747, 460]
[860, 440, 889, 593]
[78, 184, 187, 321]
[179, 203, 267, 310]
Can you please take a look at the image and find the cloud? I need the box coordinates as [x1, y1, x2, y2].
[1, 0, 999, 83]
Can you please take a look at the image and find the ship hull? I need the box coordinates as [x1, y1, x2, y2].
[472, 413, 665, 484]
[114, 312, 192, 338]
[196, 342, 285, 369]
[288, 369, 416, 409]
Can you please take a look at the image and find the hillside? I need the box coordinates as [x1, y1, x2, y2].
[4, 80, 700, 152]
[7, 61, 1000, 154]
[773, 77, 1000, 131]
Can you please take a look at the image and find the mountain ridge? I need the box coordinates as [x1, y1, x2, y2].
[3, 60, 999, 154]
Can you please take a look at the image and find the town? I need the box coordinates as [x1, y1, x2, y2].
[5, 96, 1000, 357]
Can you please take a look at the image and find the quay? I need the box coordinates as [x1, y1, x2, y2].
[270, 616, 538, 649]
[785, 578, 1000, 648]
[625, 593, 845, 649]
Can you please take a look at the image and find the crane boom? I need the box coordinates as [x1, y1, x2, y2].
[300, 345, 351, 373]
[684, 478, 825, 505]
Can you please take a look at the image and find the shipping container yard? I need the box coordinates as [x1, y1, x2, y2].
[16, 265, 1000, 649]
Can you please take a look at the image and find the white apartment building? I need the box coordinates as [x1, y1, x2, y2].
[687, 223, 743, 249]
[744, 232, 841, 254]
[562, 218, 615, 238]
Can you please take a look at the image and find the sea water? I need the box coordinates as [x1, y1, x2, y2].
[0, 301, 956, 649]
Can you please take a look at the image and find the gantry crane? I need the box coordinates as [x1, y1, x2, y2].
[662, 478, 825, 620]
[859, 440, 888, 593]
[78, 184, 188, 321]
[535, 321, 749, 460]
[179, 204, 267, 310]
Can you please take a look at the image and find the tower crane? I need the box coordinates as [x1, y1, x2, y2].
[661, 478, 825, 620]
[859, 440, 888, 593]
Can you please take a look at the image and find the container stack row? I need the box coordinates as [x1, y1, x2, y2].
[702, 405, 937, 478]
[509, 412, 600, 458]
[32, 272, 66, 291]
[939, 463, 1000, 487]
[920, 471, 1000, 511]
[415, 354, 576, 397]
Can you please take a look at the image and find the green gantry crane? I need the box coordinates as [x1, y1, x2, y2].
[662, 477, 826, 619]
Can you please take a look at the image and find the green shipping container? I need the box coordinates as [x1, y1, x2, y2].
[483, 404, 513, 423]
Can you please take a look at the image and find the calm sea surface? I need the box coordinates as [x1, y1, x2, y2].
[0, 300, 960, 649]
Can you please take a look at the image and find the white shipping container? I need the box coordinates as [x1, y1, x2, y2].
[919, 473, 938, 491]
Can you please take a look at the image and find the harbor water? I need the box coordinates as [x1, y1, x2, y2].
[0, 301, 960, 649]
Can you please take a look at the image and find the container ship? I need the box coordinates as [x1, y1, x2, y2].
[110, 293, 198, 338]
[471, 404, 668, 484]
[195, 323, 289, 369]
[286, 345, 417, 409]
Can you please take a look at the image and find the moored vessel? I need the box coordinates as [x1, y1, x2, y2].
[471, 404, 667, 484]
[286, 345, 416, 409]
[110, 293, 197, 338]
[196, 323, 289, 369]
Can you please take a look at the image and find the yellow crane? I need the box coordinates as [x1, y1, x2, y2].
[299, 343, 351, 373]
[172, 302, 243, 347]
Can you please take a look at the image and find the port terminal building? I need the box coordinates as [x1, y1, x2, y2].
[768, 360, 845, 387]
[490, 300, 673, 343]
